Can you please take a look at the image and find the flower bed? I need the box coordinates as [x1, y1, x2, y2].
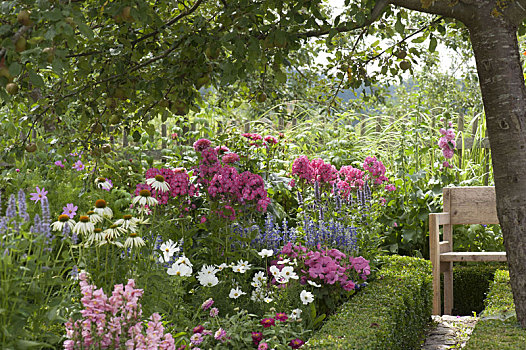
[465, 270, 526, 349]
[304, 255, 432, 350]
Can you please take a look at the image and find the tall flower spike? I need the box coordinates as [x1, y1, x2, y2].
[18, 190, 30, 222]
[6, 194, 16, 219]
[40, 197, 51, 236]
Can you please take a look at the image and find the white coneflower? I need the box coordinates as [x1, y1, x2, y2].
[51, 214, 76, 232]
[86, 228, 105, 246]
[73, 215, 95, 236]
[94, 199, 113, 219]
[86, 210, 103, 224]
[114, 214, 139, 231]
[99, 235, 124, 248]
[146, 175, 170, 193]
[124, 232, 145, 249]
[103, 224, 125, 240]
[95, 177, 112, 190]
[132, 189, 158, 207]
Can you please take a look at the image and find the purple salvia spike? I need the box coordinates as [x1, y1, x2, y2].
[17, 190, 30, 222]
[6, 194, 16, 219]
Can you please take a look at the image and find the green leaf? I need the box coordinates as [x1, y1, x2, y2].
[429, 36, 437, 52]
[28, 71, 45, 87]
[9, 62, 22, 76]
[78, 23, 94, 40]
[395, 18, 404, 34]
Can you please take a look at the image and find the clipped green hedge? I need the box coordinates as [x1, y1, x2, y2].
[445, 263, 506, 315]
[305, 255, 432, 350]
[465, 270, 526, 349]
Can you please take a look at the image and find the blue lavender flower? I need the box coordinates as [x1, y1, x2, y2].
[40, 197, 51, 237]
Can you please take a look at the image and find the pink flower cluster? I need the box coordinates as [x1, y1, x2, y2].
[253, 314, 304, 349]
[196, 141, 271, 215]
[363, 156, 388, 185]
[291, 156, 394, 196]
[193, 139, 212, 152]
[438, 127, 456, 159]
[242, 133, 263, 141]
[278, 242, 370, 292]
[135, 167, 197, 205]
[64, 274, 175, 349]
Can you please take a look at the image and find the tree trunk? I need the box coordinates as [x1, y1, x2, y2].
[468, 14, 526, 327]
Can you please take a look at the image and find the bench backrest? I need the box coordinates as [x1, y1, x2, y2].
[443, 186, 499, 225]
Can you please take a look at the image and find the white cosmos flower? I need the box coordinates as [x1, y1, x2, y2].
[228, 287, 246, 299]
[146, 175, 171, 193]
[167, 262, 193, 277]
[290, 308, 302, 320]
[264, 296, 273, 303]
[73, 216, 95, 236]
[232, 260, 251, 273]
[124, 233, 145, 250]
[307, 280, 322, 288]
[277, 258, 290, 265]
[132, 189, 158, 207]
[197, 273, 219, 287]
[300, 290, 314, 305]
[216, 263, 227, 271]
[199, 264, 218, 276]
[258, 249, 274, 258]
[159, 239, 179, 262]
[252, 271, 267, 288]
[269, 265, 280, 277]
[175, 255, 193, 267]
[279, 266, 298, 282]
[93, 199, 113, 219]
[51, 214, 76, 232]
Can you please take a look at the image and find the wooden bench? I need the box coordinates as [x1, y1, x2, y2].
[429, 186, 507, 315]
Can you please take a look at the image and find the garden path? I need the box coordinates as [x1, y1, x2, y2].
[421, 315, 478, 350]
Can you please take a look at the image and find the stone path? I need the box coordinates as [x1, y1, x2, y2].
[421, 315, 479, 350]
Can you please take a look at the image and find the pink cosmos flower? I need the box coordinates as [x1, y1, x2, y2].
[200, 216, 207, 224]
[258, 343, 269, 350]
[72, 160, 85, 171]
[29, 187, 48, 203]
[62, 203, 78, 218]
[55, 160, 64, 168]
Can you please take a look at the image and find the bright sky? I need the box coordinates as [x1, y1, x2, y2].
[317, 0, 476, 77]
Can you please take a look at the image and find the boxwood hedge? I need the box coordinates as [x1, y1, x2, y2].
[465, 270, 526, 349]
[305, 255, 432, 350]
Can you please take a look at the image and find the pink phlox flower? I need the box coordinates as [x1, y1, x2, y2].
[193, 139, 212, 152]
[222, 152, 240, 164]
[291, 156, 314, 182]
[215, 145, 230, 154]
[385, 184, 396, 192]
[264, 135, 278, 144]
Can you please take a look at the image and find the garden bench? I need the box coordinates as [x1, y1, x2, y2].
[429, 186, 507, 315]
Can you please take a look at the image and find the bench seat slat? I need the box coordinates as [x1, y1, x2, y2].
[440, 251, 507, 262]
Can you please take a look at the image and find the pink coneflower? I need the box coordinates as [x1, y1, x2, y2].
[54, 160, 64, 168]
[62, 203, 78, 218]
[72, 160, 85, 171]
[29, 187, 48, 203]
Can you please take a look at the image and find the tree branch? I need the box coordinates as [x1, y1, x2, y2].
[296, 0, 390, 39]
[131, 0, 206, 47]
[389, 0, 470, 23]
